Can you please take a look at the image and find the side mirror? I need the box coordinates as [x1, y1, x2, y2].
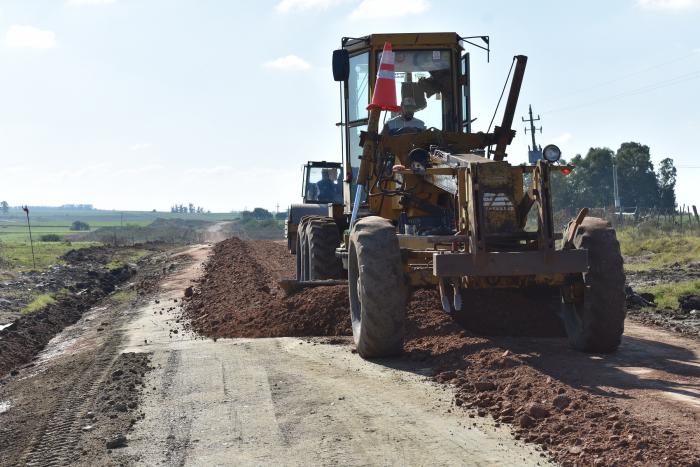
[332, 49, 349, 82]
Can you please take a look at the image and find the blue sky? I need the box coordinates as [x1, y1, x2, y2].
[1, 0, 698, 212]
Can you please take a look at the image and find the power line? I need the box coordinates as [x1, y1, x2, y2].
[543, 69, 700, 115]
[541, 50, 700, 107]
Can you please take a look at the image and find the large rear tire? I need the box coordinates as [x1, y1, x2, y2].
[560, 217, 626, 353]
[348, 216, 406, 358]
[306, 218, 343, 280]
[296, 216, 315, 281]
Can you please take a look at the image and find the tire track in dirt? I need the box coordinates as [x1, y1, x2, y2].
[23, 333, 121, 466]
[161, 350, 193, 467]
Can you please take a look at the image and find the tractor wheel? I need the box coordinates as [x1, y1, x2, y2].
[305, 217, 342, 280]
[560, 217, 626, 353]
[296, 216, 314, 281]
[348, 216, 406, 358]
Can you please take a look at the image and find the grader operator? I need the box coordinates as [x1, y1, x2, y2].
[291, 33, 625, 359]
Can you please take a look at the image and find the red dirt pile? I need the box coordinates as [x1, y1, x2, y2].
[404, 289, 700, 466]
[184, 238, 350, 337]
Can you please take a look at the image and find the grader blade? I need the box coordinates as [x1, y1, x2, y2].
[278, 279, 348, 296]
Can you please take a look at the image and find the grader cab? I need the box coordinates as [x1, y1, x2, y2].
[293, 33, 625, 358]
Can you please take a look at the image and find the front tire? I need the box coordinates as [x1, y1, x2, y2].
[560, 217, 626, 353]
[348, 216, 406, 358]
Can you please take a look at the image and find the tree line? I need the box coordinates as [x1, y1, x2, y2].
[240, 208, 286, 221]
[170, 203, 209, 214]
[552, 142, 677, 212]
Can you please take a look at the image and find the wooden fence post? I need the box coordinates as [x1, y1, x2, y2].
[688, 206, 693, 229]
[693, 205, 700, 228]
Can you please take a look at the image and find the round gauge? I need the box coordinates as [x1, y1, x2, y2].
[542, 144, 562, 163]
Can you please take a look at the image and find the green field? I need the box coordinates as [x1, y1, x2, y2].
[0, 221, 98, 273]
[618, 227, 700, 272]
[618, 225, 700, 313]
[0, 208, 236, 273]
[0, 209, 236, 224]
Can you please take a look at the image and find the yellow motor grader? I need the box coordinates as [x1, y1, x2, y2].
[290, 33, 625, 358]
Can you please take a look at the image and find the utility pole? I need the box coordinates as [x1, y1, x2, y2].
[275, 203, 280, 214]
[612, 157, 621, 216]
[522, 104, 542, 164]
[22, 206, 36, 269]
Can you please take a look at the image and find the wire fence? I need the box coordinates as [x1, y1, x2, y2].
[553, 205, 700, 235]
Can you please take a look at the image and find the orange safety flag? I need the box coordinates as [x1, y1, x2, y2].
[368, 42, 400, 112]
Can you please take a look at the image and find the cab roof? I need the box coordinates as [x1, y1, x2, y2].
[342, 32, 465, 53]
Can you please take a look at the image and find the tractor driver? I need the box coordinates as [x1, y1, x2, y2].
[384, 97, 426, 135]
[316, 169, 335, 202]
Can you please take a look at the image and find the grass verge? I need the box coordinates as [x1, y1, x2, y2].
[21, 294, 57, 314]
[0, 240, 100, 272]
[638, 280, 700, 310]
[111, 288, 137, 304]
[618, 229, 700, 272]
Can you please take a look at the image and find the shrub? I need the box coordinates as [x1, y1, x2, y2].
[70, 221, 90, 231]
[40, 234, 62, 242]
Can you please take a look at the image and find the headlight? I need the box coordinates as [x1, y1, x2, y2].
[542, 144, 562, 163]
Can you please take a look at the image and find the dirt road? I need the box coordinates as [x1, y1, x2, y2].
[185, 238, 700, 465]
[120, 244, 547, 466]
[202, 221, 231, 243]
[1, 237, 698, 465]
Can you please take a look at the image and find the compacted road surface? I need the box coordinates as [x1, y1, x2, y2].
[120, 244, 548, 466]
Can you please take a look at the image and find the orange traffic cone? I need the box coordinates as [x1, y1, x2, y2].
[368, 42, 400, 112]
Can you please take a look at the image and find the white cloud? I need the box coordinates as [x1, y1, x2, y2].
[66, 0, 117, 6]
[275, 0, 347, 13]
[637, 0, 699, 9]
[114, 164, 163, 176]
[553, 132, 573, 144]
[184, 166, 234, 175]
[55, 164, 110, 179]
[5, 166, 29, 175]
[349, 0, 429, 19]
[5, 25, 57, 49]
[129, 143, 153, 152]
[263, 55, 311, 71]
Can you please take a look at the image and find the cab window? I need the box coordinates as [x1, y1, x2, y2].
[305, 166, 343, 204]
[348, 52, 369, 123]
[378, 49, 455, 131]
